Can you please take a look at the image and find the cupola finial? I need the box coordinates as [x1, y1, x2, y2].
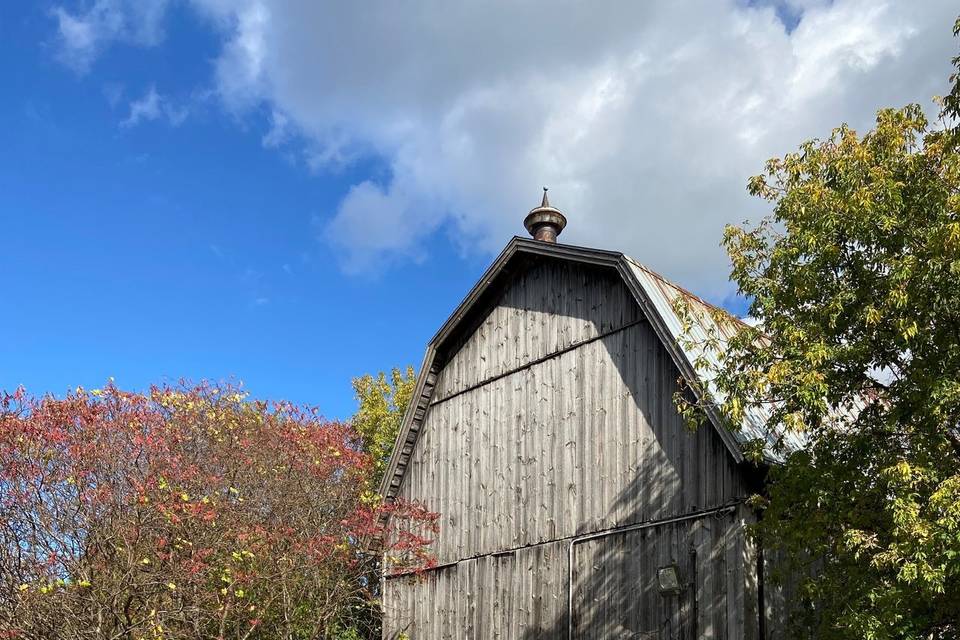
[523, 187, 567, 243]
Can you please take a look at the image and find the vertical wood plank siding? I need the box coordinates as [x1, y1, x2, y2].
[385, 259, 757, 638]
[398, 261, 747, 564]
[384, 540, 568, 640]
[573, 505, 757, 639]
[432, 261, 643, 400]
[385, 507, 759, 639]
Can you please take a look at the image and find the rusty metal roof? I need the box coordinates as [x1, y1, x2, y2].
[624, 256, 806, 460]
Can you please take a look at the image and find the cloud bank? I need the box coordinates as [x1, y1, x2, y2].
[52, 0, 960, 293]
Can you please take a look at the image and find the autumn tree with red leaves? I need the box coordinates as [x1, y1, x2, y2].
[0, 382, 437, 640]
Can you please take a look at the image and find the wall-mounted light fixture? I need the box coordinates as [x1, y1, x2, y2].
[657, 564, 682, 596]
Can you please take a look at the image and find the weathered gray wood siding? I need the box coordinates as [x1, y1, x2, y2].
[432, 259, 644, 400]
[384, 539, 568, 640]
[397, 260, 747, 563]
[573, 504, 759, 639]
[385, 508, 758, 640]
[385, 259, 755, 638]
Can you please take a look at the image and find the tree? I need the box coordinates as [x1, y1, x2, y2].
[0, 382, 437, 640]
[351, 368, 416, 483]
[678, 18, 960, 640]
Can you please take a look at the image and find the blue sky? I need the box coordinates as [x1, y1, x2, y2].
[0, 4, 490, 418]
[1, 1, 955, 417]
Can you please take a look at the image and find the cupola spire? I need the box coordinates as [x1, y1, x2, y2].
[523, 187, 567, 243]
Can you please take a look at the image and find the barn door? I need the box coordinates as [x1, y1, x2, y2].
[572, 511, 741, 640]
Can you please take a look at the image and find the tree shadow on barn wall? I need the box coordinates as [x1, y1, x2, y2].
[501, 259, 758, 640]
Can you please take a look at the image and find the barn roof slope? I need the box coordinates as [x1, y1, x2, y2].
[623, 256, 807, 458]
[378, 237, 796, 502]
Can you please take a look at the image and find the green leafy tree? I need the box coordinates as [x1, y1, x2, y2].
[351, 367, 416, 482]
[679, 18, 960, 640]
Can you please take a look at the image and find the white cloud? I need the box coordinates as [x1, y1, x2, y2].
[185, 0, 957, 293]
[261, 109, 290, 148]
[52, 0, 170, 73]
[121, 85, 189, 128]
[205, 2, 271, 109]
[51, 0, 960, 294]
[324, 180, 438, 273]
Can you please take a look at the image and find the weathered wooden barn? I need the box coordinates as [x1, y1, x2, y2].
[379, 193, 792, 639]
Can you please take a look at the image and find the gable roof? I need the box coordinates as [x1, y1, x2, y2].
[378, 237, 786, 503]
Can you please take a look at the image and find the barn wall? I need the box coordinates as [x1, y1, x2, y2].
[383, 539, 568, 640]
[397, 260, 748, 564]
[384, 505, 760, 640]
[386, 258, 757, 638]
[572, 504, 759, 640]
[432, 258, 644, 400]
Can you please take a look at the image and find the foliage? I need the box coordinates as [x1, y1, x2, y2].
[0, 382, 437, 640]
[351, 367, 416, 483]
[678, 19, 960, 639]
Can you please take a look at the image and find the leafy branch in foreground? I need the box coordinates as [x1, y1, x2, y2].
[677, 17, 960, 640]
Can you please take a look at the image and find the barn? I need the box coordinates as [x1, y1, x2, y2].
[378, 192, 794, 639]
